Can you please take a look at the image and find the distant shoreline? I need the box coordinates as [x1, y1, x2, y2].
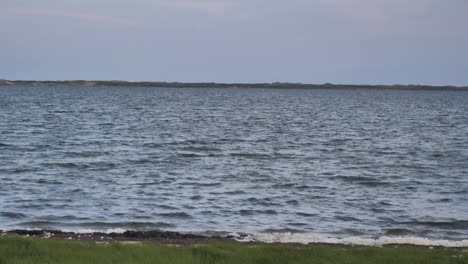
[1, 80, 468, 91]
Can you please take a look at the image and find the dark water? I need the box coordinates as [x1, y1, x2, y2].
[0, 86, 467, 240]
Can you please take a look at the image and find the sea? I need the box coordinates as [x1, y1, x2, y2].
[0, 86, 467, 246]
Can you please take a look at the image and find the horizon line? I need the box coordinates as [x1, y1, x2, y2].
[1, 79, 467, 88]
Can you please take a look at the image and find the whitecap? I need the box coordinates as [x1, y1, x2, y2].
[249, 233, 468, 248]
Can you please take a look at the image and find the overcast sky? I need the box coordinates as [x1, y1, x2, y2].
[1, 0, 467, 85]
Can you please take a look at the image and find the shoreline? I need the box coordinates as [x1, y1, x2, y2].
[1, 80, 468, 91]
[2, 229, 467, 248]
[1, 229, 230, 245]
[1, 235, 467, 264]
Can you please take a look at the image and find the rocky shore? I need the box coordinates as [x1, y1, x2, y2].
[1, 229, 234, 245]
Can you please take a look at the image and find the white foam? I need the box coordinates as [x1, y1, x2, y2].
[247, 233, 468, 248]
[73, 228, 127, 234]
[3, 227, 467, 248]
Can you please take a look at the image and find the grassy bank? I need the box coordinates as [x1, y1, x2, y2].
[0, 237, 466, 264]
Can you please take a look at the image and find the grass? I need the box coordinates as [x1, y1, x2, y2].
[0, 237, 466, 264]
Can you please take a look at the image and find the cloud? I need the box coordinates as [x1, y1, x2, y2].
[11, 8, 135, 26]
[159, 1, 234, 14]
[315, 0, 394, 25]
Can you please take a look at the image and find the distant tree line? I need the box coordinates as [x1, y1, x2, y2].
[0, 80, 467, 91]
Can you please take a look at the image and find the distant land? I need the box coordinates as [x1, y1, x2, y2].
[1, 79, 467, 91]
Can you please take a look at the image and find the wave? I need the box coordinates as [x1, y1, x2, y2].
[14, 221, 175, 230]
[1, 227, 466, 248]
[229, 153, 272, 159]
[239, 209, 278, 216]
[0, 143, 12, 148]
[401, 220, 468, 229]
[262, 228, 304, 233]
[43, 162, 81, 169]
[330, 175, 391, 187]
[182, 146, 222, 152]
[157, 212, 192, 219]
[41, 161, 117, 169]
[236, 232, 468, 248]
[36, 179, 64, 185]
[73, 228, 128, 234]
[0, 212, 27, 219]
[223, 190, 246, 195]
[80, 221, 176, 229]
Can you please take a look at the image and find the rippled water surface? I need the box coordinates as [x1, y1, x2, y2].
[0, 86, 467, 240]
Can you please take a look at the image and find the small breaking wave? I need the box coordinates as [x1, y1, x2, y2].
[1, 226, 466, 248]
[73, 228, 128, 234]
[236, 232, 468, 248]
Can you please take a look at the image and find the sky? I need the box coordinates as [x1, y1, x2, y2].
[1, 0, 467, 85]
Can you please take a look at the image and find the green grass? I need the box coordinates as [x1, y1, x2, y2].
[0, 237, 466, 264]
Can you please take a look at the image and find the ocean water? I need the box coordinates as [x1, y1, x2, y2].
[0, 86, 467, 243]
